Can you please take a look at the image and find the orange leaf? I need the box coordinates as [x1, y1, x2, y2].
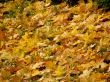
[45, 61, 55, 69]
[35, 56, 42, 62]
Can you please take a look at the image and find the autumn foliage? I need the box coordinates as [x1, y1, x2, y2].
[0, 0, 110, 82]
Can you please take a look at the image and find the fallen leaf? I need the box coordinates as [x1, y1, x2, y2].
[0, 31, 6, 40]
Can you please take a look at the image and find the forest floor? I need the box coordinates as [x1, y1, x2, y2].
[0, 0, 110, 82]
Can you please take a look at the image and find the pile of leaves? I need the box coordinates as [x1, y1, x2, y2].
[0, 0, 110, 82]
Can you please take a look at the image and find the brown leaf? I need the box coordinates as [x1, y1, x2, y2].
[106, 27, 110, 34]
[0, 31, 6, 40]
[0, 16, 3, 19]
[6, 67, 21, 74]
[104, 52, 110, 64]
[94, 36, 101, 40]
[100, 18, 110, 22]
[10, 76, 22, 82]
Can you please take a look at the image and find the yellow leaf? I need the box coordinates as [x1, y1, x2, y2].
[55, 66, 64, 76]
[31, 70, 40, 77]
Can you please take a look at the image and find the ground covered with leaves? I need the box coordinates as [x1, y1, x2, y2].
[0, 0, 110, 82]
